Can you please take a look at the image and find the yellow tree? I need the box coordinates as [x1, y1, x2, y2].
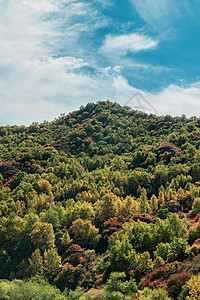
[69, 218, 100, 249]
[150, 194, 158, 212]
[121, 195, 140, 217]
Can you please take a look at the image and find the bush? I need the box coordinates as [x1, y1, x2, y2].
[178, 274, 200, 300]
[147, 288, 170, 300]
[166, 272, 191, 299]
[141, 261, 181, 290]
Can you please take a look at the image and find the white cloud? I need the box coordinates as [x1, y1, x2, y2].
[41, 57, 89, 70]
[124, 83, 200, 117]
[0, 60, 137, 125]
[0, 0, 110, 125]
[147, 83, 200, 117]
[101, 33, 158, 57]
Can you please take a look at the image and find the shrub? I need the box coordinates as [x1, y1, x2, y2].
[147, 288, 170, 300]
[166, 272, 191, 299]
[141, 261, 181, 290]
[179, 274, 200, 300]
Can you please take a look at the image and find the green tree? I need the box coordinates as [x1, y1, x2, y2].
[108, 233, 136, 272]
[179, 275, 200, 300]
[43, 248, 61, 279]
[154, 242, 171, 262]
[134, 251, 153, 280]
[139, 188, 151, 214]
[0, 277, 66, 300]
[150, 195, 158, 212]
[106, 272, 137, 296]
[30, 222, 55, 251]
[95, 192, 121, 227]
[38, 179, 52, 194]
[28, 249, 43, 276]
[190, 197, 200, 217]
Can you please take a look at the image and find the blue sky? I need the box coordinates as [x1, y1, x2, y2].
[1, 0, 200, 125]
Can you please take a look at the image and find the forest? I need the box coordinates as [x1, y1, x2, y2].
[0, 101, 200, 299]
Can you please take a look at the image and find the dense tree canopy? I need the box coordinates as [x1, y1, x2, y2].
[0, 101, 200, 299]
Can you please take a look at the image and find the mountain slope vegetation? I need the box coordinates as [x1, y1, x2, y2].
[0, 101, 200, 299]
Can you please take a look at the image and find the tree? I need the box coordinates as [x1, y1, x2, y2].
[42, 207, 60, 229]
[66, 201, 95, 227]
[0, 277, 66, 300]
[108, 233, 136, 272]
[154, 165, 168, 191]
[150, 195, 158, 212]
[134, 252, 153, 281]
[158, 191, 165, 208]
[166, 272, 191, 299]
[43, 248, 61, 279]
[38, 179, 52, 194]
[154, 243, 171, 262]
[154, 238, 187, 263]
[167, 238, 187, 262]
[139, 188, 151, 214]
[61, 231, 73, 248]
[145, 288, 170, 300]
[127, 220, 155, 253]
[69, 218, 100, 249]
[190, 197, 200, 217]
[155, 214, 187, 244]
[28, 249, 43, 276]
[121, 196, 140, 217]
[128, 171, 152, 196]
[30, 222, 55, 251]
[79, 288, 125, 300]
[188, 221, 200, 244]
[106, 272, 137, 296]
[54, 262, 81, 291]
[167, 214, 187, 241]
[95, 192, 121, 227]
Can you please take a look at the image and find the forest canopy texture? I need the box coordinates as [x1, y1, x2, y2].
[0, 101, 200, 299]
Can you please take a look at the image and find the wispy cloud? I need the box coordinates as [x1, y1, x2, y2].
[129, 0, 193, 37]
[101, 33, 158, 57]
[130, 0, 176, 31]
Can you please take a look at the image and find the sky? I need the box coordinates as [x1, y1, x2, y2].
[1, 0, 200, 125]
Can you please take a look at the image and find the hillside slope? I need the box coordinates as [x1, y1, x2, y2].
[0, 101, 200, 299]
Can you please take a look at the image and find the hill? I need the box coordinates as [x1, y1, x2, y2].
[0, 101, 200, 299]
